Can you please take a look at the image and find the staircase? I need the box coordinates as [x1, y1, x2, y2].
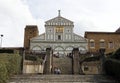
[53, 56, 72, 74]
[9, 74, 118, 83]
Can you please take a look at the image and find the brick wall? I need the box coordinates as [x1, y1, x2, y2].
[24, 25, 39, 50]
[85, 32, 120, 54]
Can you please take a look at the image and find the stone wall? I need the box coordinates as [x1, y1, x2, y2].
[23, 60, 44, 74]
[9, 74, 118, 83]
[81, 61, 100, 74]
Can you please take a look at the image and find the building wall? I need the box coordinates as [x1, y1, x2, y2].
[81, 61, 100, 74]
[30, 41, 88, 55]
[24, 25, 39, 50]
[30, 15, 88, 54]
[23, 61, 44, 74]
[45, 24, 74, 41]
[85, 32, 120, 54]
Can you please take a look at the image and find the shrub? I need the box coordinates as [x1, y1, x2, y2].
[25, 55, 37, 61]
[25, 55, 43, 63]
[0, 53, 22, 83]
[103, 48, 120, 79]
[110, 48, 120, 60]
[6, 54, 22, 75]
[0, 61, 8, 83]
[0, 49, 14, 53]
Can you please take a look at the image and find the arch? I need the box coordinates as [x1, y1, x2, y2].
[44, 45, 51, 48]
[90, 39, 95, 42]
[65, 47, 73, 51]
[65, 46, 74, 54]
[54, 46, 65, 56]
[32, 46, 42, 53]
[99, 39, 105, 48]
[54, 46, 65, 51]
[43, 45, 52, 50]
[79, 46, 87, 54]
[90, 39, 95, 48]
[32, 46, 42, 51]
[54, 46, 64, 51]
[100, 39, 105, 42]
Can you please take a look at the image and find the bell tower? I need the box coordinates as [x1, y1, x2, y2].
[24, 25, 39, 50]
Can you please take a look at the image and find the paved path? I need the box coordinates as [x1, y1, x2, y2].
[9, 75, 119, 83]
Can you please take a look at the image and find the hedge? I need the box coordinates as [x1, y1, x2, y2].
[25, 55, 37, 61]
[104, 59, 120, 78]
[0, 53, 22, 83]
[83, 56, 100, 62]
[110, 48, 120, 60]
[0, 49, 14, 53]
[25, 55, 43, 63]
[104, 48, 120, 78]
[0, 61, 8, 83]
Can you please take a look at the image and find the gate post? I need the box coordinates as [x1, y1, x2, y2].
[72, 48, 80, 74]
[99, 49, 106, 74]
[44, 47, 52, 74]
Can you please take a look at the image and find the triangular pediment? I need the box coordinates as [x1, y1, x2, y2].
[45, 16, 74, 26]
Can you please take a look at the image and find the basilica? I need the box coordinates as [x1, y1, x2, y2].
[28, 11, 88, 55]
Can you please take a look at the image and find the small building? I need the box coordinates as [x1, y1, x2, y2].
[84, 28, 120, 54]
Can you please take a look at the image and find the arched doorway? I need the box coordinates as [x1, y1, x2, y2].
[79, 47, 87, 54]
[32, 46, 42, 53]
[65, 46, 73, 56]
[54, 46, 65, 57]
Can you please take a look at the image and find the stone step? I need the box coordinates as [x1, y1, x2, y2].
[53, 56, 72, 74]
[8, 75, 118, 83]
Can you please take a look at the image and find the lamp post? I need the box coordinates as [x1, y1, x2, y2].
[0, 34, 3, 47]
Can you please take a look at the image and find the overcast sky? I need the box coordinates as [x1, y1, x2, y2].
[0, 0, 120, 47]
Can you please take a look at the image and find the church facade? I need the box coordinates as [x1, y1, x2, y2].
[30, 11, 88, 55]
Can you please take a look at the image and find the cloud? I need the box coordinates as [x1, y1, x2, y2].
[0, 0, 37, 47]
[26, 0, 120, 33]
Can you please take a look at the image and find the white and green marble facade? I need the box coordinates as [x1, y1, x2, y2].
[30, 12, 88, 55]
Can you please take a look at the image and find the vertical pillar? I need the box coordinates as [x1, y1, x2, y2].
[99, 49, 106, 74]
[22, 48, 25, 73]
[72, 48, 80, 74]
[45, 47, 52, 74]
